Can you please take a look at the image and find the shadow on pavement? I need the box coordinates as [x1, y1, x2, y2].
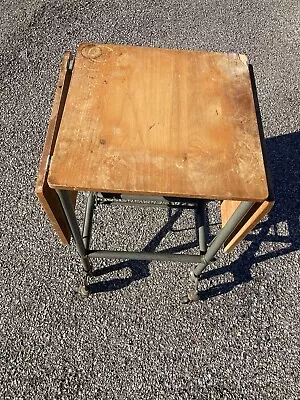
[88, 131, 299, 299]
[88, 207, 200, 294]
[198, 130, 300, 299]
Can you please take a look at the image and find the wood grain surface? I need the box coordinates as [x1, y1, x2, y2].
[35, 52, 76, 245]
[48, 43, 268, 201]
[221, 199, 274, 252]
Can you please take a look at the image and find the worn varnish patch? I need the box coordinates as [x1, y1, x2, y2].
[48, 43, 269, 201]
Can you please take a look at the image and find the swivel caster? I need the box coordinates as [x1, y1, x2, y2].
[78, 283, 89, 298]
[181, 295, 190, 304]
[181, 290, 200, 304]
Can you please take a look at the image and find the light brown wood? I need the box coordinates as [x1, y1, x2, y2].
[221, 198, 274, 252]
[35, 52, 77, 245]
[221, 137, 274, 252]
[48, 43, 268, 201]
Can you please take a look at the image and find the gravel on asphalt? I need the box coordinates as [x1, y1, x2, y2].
[0, 1, 299, 399]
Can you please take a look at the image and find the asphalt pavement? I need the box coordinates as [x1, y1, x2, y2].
[0, 1, 299, 399]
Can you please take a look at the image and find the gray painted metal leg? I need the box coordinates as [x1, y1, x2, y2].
[56, 190, 91, 275]
[193, 201, 254, 277]
[183, 201, 254, 303]
[196, 201, 207, 254]
[194, 201, 255, 276]
[82, 192, 95, 249]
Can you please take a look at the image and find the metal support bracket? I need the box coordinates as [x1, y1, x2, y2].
[56, 189, 254, 302]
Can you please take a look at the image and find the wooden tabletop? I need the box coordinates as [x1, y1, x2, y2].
[48, 43, 268, 201]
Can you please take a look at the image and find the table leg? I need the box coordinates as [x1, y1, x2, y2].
[196, 200, 207, 254]
[184, 201, 255, 303]
[56, 189, 92, 295]
[82, 192, 95, 249]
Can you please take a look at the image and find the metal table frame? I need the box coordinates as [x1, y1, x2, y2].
[56, 189, 254, 303]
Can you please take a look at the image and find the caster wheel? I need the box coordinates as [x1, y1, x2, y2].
[181, 295, 190, 304]
[78, 284, 89, 298]
[181, 290, 199, 304]
[188, 290, 199, 302]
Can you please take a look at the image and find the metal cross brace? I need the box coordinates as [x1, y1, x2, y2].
[56, 189, 254, 303]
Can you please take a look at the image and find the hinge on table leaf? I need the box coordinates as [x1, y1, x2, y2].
[45, 155, 52, 172]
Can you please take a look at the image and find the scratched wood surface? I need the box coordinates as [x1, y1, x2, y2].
[220, 127, 274, 252]
[36, 52, 76, 245]
[48, 43, 268, 201]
